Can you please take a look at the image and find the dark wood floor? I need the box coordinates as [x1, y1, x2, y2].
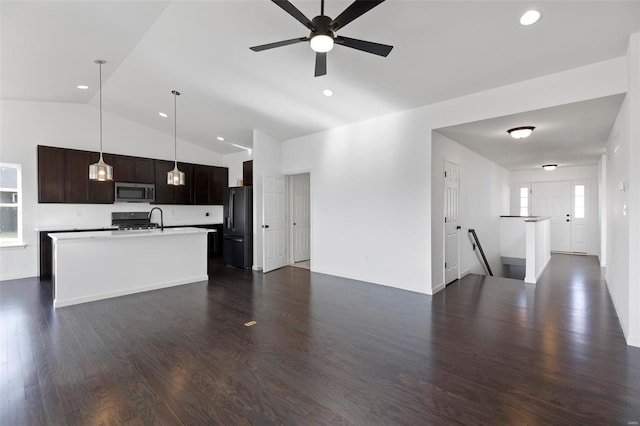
[1, 254, 639, 425]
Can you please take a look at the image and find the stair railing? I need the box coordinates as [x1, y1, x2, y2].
[468, 229, 493, 276]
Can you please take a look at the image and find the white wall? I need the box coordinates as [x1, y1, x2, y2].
[282, 109, 430, 293]
[606, 98, 629, 339]
[223, 150, 252, 187]
[252, 129, 281, 270]
[605, 32, 640, 348]
[277, 55, 625, 295]
[431, 131, 510, 291]
[599, 154, 607, 267]
[627, 33, 640, 348]
[510, 165, 600, 256]
[0, 100, 224, 280]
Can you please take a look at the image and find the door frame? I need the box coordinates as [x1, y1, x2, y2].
[287, 172, 311, 265]
[443, 158, 461, 285]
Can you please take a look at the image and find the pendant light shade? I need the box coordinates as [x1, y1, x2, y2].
[167, 90, 185, 186]
[89, 60, 113, 181]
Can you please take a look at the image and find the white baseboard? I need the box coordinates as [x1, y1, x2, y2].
[54, 275, 208, 308]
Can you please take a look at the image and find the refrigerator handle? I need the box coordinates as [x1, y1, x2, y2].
[229, 192, 234, 231]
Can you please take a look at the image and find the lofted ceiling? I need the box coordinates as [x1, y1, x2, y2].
[1, 1, 639, 156]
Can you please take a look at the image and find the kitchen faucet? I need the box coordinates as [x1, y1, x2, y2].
[149, 207, 164, 230]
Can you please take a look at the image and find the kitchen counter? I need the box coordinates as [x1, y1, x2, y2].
[50, 227, 209, 308]
[50, 227, 211, 242]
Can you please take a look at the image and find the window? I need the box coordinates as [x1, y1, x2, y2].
[519, 187, 529, 216]
[0, 164, 22, 246]
[575, 184, 585, 219]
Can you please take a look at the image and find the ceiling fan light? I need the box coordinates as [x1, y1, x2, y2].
[310, 34, 334, 53]
[507, 126, 535, 139]
[542, 164, 558, 171]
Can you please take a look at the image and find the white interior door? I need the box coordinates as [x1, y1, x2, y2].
[571, 182, 587, 253]
[531, 181, 571, 252]
[444, 160, 459, 285]
[291, 174, 310, 262]
[263, 172, 287, 273]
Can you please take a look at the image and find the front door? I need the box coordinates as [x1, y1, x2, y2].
[263, 172, 287, 273]
[444, 160, 459, 285]
[531, 181, 571, 252]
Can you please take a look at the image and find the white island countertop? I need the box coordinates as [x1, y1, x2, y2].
[49, 227, 211, 242]
[51, 226, 210, 308]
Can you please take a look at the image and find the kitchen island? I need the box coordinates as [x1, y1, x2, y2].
[50, 227, 209, 308]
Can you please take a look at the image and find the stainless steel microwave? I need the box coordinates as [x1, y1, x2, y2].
[114, 182, 155, 203]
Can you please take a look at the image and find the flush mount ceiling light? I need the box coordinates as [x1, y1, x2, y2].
[542, 164, 558, 171]
[167, 90, 185, 186]
[217, 136, 225, 141]
[88, 60, 113, 181]
[77, 85, 89, 90]
[158, 112, 168, 118]
[322, 89, 334, 97]
[520, 10, 541, 26]
[507, 126, 535, 139]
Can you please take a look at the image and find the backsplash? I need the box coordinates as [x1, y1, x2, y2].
[37, 203, 223, 230]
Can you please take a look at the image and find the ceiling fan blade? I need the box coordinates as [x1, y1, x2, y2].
[330, 0, 386, 32]
[272, 0, 313, 30]
[335, 36, 393, 57]
[315, 52, 327, 77]
[250, 37, 308, 52]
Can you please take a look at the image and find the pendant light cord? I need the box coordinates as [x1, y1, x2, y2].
[96, 60, 105, 162]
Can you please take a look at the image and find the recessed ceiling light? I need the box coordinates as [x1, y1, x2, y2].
[217, 136, 225, 141]
[507, 126, 535, 139]
[158, 112, 168, 118]
[520, 10, 541, 26]
[542, 164, 558, 171]
[323, 89, 334, 97]
[77, 85, 89, 90]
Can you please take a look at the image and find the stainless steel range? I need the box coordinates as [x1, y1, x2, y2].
[111, 212, 159, 230]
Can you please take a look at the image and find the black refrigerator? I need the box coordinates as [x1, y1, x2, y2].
[223, 186, 253, 269]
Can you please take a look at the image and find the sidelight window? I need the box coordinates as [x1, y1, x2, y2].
[520, 187, 529, 216]
[0, 164, 23, 246]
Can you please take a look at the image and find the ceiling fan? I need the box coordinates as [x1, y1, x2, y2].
[250, 0, 393, 77]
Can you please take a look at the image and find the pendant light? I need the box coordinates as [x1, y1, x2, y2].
[88, 60, 114, 181]
[167, 90, 185, 186]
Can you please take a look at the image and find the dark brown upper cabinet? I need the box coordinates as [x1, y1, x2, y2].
[37, 146, 65, 203]
[64, 149, 91, 203]
[193, 164, 211, 205]
[153, 159, 176, 204]
[193, 165, 228, 205]
[211, 166, 228, 204]
[37, 145, 227, 205]
[174, 162, 193, 205]
[114, 155, 154, 183]
[89, 152, 115, 203]
[39, 146, 115, 204]
[243, 160, 253, 186]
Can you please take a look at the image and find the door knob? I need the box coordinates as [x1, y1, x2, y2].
[566, 219, 570, 222]
[262, 224, 270, 228]
[293, 222, 296, 226]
